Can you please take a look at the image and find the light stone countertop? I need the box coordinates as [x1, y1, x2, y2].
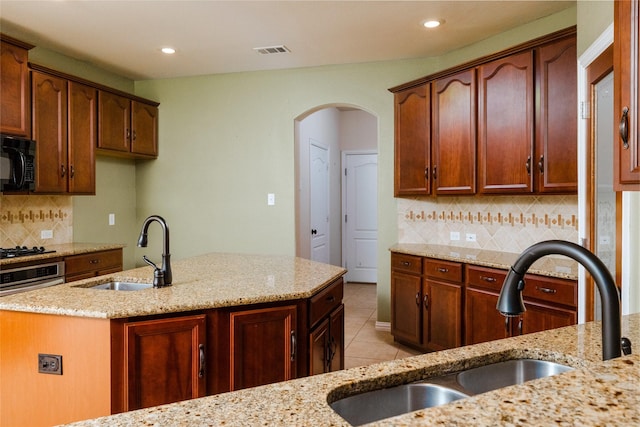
[63, 314, 640, 426]
[0, 252, 346, 318]
[0, 242, 126, 267]
[391, 243, 579, 280]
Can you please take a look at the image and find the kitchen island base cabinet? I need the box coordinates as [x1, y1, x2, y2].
[310, 304, 344, 375]
[112, 314, 206, 412]
[229, 305, 297, 391]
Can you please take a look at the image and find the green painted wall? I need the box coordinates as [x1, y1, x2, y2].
[134, 7, 577, 322]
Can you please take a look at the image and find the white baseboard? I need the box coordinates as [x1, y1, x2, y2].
[375, 321, 391, 332]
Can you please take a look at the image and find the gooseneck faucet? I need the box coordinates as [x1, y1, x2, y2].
[497, 240, 630, 361]
[137, 215, 172, 286]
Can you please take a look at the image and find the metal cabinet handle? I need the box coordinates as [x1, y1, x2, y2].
[401, 261, 411, 267]
[70, 165, 75, 178]
[132, 130, 137, 141]
[505, 317, 510, 334]
[437, 267, 448, 273]
[126, 129, 131, 139]
[537, 287, 557, 294]
[415, 292, 421, 306]
[198, 343, 205, 378]
[432, 165, 437, 180]
[89, 259, 100, 264]
[423, 294, 429, 310]
[425, 167, 429, 180]
[538, 155, 544, 174]
[326, 295, 336, 303]
[61, 164, 66, 178]
[620, 106, 629, 149]
[525, 156, 531, 175]
[518, 318, 523, 336]
[480, 275, 497, 283]
[290, 330, 296, 362]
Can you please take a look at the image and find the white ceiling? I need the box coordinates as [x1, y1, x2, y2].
[0, 1, 575, 80]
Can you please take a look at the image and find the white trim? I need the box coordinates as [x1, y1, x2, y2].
[374, 321, 391, 332]
[576, 24, 613, 324]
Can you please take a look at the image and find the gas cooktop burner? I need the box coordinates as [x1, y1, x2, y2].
[0, 246, 56, 259]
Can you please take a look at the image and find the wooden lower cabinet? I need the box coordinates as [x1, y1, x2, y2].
[465, 286, 510, 345]
[114, 314, 207, 412]
[229, 305, 297, 391]
[310, 304, 344, 375]
[65, 248, 123, 282]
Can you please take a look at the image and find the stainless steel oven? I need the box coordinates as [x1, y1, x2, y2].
[0, 260, 65, 296]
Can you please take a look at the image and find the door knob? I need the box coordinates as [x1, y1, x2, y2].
[311, 229, 317, 235]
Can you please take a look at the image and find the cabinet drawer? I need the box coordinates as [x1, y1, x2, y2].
[466, 265, 507, 292]
[522, 274, 577, 309]
[65, 249, 123, 275]
[424, 259, 463, 282]
[391, 253, 422, 274]
[309, 277, 343, 328]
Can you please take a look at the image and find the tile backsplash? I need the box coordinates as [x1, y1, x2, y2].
[0, 195, 73, 247]
[397, 195, 578, 254]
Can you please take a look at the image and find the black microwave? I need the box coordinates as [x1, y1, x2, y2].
[1, 134, 36, 192]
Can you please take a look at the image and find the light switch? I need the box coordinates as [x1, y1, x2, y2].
[108, 213, 115, 226]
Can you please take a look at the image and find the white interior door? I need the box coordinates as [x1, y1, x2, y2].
[310, 139, 329, 263]
[343, 152, 377, 283]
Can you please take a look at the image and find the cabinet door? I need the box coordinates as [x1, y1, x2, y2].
[329, 304, 344, 372]
[478, 51, 534, 193]
[32, 71, 68, 193]
[124, 314, 206, 411]
[536, 36, 578, 193]
[432, 69, 476, 194]
[424, 279, 463, 351]
[230, 305, 297, 391]
[309, 317, 330, 376]
[131, 101, 158, 157]
[67, 81, 96, 194]
[391, 270, 422, 346]
[464, 287, 510, 345]
[520, 302, 577, 335]
[614, 0, 640, 190]
[0, 40, 30, 137]
[98, 91, 130, 152]
[394, 84, 431, 196]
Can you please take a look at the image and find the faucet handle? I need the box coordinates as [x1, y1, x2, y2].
[143, 255, 165, 288]
[143, 255, 159, 270]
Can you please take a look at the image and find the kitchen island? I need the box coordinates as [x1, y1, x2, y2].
[64, 313, 639, 426]
[0, 252, 346, 426]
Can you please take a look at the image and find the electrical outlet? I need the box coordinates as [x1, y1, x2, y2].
[465, 233, 477, 242]
[450, 231, 460, 241]
[267, 193, 275, 206]
[41, 230, 53, 239]
[38, 354, 62, 375]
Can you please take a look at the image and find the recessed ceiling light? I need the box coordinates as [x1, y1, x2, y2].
[161, 47, 176, 54]
[423, 20, 442, 29]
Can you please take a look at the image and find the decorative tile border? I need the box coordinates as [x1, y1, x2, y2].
[404, 209, 577, 230]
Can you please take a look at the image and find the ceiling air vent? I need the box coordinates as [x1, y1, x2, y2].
[253, 45, 291, 55]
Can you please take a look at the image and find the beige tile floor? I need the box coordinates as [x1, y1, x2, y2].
[343, 282, 422, 369]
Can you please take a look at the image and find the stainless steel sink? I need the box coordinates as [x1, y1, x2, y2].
[454, 359, 573, 395]
[330, 359, 573, 425]
[330, 383, 469, 426]
[89, 281, 153, 291]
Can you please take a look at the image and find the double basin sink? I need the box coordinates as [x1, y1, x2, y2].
[81, 281, 153, 291]
[330, 359, 573, 426]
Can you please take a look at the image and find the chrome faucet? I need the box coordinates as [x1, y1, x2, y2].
[137, 215, 172, 286]
[497, 240, 631, 361]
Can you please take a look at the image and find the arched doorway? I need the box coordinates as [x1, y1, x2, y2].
[294, 104, 378, 283]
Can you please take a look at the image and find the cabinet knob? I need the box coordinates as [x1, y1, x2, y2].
[620, 106, 629, 149]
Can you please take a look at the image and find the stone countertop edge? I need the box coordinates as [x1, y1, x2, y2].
[0, 252, 347, 319]
[0, 242, 126, 267]
[390, 243, 579, 280]
[61, 314, 640, 426]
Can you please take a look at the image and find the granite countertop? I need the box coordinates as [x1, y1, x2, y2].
[0, 242, 126, 267]
[0, 252, 346, 318]
[65, 314, 639, 426]
[391, 243, 579, 280]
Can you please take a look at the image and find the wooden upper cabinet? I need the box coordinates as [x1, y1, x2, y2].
[394, 84, 430, 196]
[98, 91, 159, 158]
[98, 91, 131, 152]
[431, 69, 476, 194]
[32, 71, 68, 193]
[67, 81, 97, 194]
[0, 36, 33, 137]
[478, 50, 534, 194]
[614, 0, 640, 190]
[535, 36, 578, 193]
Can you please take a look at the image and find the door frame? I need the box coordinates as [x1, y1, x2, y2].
[341, 149, 378, 282]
